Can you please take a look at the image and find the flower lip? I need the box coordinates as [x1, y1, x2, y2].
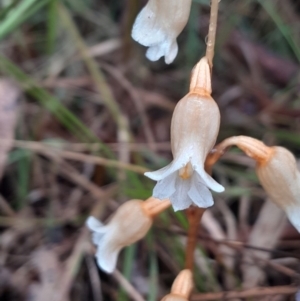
[145, 152, 224, 194]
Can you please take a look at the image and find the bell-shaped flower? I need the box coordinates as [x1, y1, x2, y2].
[145, 57, 224, 211]
[256, 146, 300, 232]
[86, 198, 170, 273]
[161, 269, 193, 301]
[131, 0, 192, 64]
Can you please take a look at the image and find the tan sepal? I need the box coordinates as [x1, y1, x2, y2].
[161, 269, 193, 301]
[141, 197, 171, 217]
[189, 57, 211, 96]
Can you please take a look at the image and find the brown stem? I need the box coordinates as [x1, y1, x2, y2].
[184, 207, 205, 270]
[205, 0, 219, 69]
[184, 0, 219, 274]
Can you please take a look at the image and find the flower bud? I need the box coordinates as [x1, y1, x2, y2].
[145, 57, 224, 211]
[131, 0, 192, 64]
[161, 269, 193, 301]
[256, 146, 300, 232]
[86, 198, 170, 273]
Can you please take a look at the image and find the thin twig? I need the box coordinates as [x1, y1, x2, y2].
[112, 270, 146, 301]
[0, 194, 16, 217]
[101, 63, 156, 150]
[205, 0, 219, 69]
[4, 139, 147, 174]
[191, 285, 299, 300]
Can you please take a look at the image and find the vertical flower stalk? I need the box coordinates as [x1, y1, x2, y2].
[86, 197, 171, 273]
[131, 0, 192, 64]
[205, 0, 220, 69]
[145, 57, 224, 211]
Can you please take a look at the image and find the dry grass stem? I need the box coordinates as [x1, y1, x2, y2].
[101, 63, 156, 149]
[191, 285, 299, 300]
[112, 270, 146, 301]
[3, 139, 147, 174]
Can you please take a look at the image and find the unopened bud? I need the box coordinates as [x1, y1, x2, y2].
[161, 269, 193, 301]
[256, 146, 300, 232]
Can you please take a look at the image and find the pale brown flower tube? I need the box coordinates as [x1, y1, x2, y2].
[256, 146, 300, 232]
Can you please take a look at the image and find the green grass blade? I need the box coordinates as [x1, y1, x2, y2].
[0, 0, 49, 40]
[117, 244, 136, 301]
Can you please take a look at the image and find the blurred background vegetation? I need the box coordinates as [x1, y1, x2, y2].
[0, 0, 300, 300]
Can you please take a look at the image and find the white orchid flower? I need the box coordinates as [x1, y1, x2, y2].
[131, 0, 192, 64]
[145, 57, 224, 211]
[256, 146, 300, 232]
[86, 198, 170, 273]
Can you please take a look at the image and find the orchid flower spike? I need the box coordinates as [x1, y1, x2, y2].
[131, 0, 192, 64]
[86, 198, 170, 273]
[161, 269, 193, 301]
[256, 146, 300, 232]
[145, 57, 224, 211]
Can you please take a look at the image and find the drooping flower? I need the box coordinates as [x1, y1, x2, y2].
[86, 198, 170, 273]
[161, 269, 193, 301]
[131, 0, 192, 64]
[145, 57, 224, 211]
[256, 146, 300, 232]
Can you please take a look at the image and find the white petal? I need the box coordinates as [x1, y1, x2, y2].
[96, 238, 120, 273]
[146, 45, 165, 62]
[131, 7, 165, 47]
[188, 173, 214, 208]
[86, 216, 106, 232]
[145, 154, 189, 181]
[170, 175, 193, 211]
[152, 172, 176, 199]
[86, 216, 108, 245]
[164, 41, 178, 64]
[285, 205, 300, 233]
[192, 162, 224, 193]
[145, 40, 178, 64]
